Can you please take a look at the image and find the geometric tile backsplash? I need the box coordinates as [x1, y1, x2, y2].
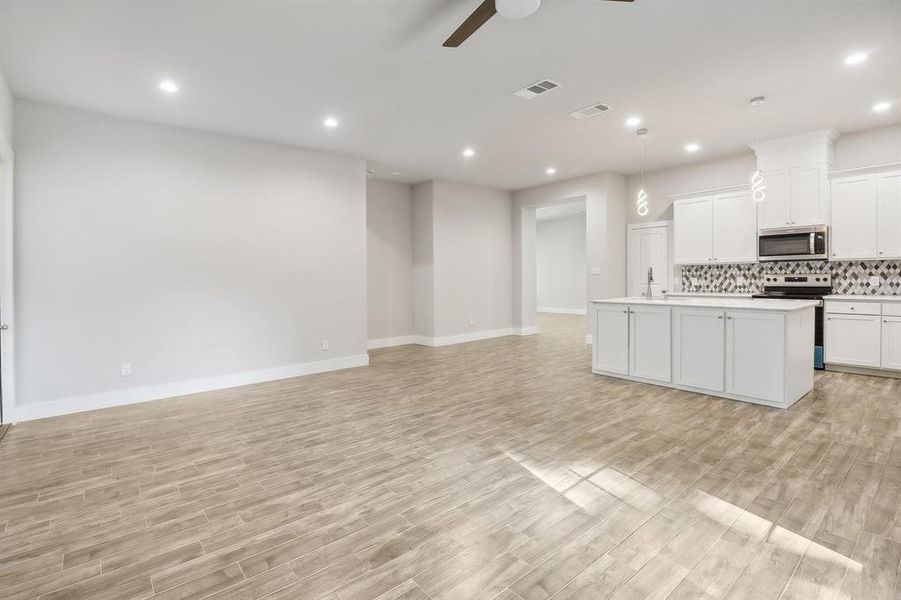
[680, 260, 901, 295]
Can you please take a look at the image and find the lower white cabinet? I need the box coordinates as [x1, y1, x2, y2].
[592, 304, 670, 382]
[673, 308, 725, 392]
[725, 311, 785, 404]
[881, 316, 901, 371]
[593, 304, 630, 374]
[629, 305, 671, 383]
[825, 313, 882, 368]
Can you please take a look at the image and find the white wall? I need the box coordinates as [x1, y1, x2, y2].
[833, 124, 901, 170]
[13, 100, 368, 419]
[412, 181, 435, 339]
[366, 178, 413, 345]
[431, 181, 513, 339]
[0, 64, 12, 153]
[536, 214, 586, 314]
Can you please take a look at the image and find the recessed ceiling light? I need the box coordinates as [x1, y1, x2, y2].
[873, 101, 892, 112]
[684, 143, 700, 153]
[462, 147, 475, 158]
[158, 80, 179, 93]
[844, 52, 869, 66]
[545, 167, 557, 175]
[625, 116, 641, 127]
[323, 117, 339, 128]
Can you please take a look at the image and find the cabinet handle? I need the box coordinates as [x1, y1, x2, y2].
[717, 315, 724, 320]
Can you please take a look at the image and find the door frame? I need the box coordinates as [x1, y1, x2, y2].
[626, 220, 673, 297]
[0, 136, 14, 423]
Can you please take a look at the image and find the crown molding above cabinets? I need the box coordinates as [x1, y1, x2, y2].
[753, 128, 836, 230]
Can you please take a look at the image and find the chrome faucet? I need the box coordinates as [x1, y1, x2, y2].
[645, 267, 654, 299]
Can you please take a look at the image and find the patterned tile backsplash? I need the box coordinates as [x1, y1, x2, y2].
[680, 260, 901, 295]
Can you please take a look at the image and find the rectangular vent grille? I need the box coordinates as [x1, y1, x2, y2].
[569, 102, 613, 120]
[513, 79, 561, 100]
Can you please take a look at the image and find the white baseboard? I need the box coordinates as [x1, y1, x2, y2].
[515, 326, 539, 336]
[368, 336, 417, 349]
[12, 353, 370, 422]
[413, 327, 519, 348]
[537, 307, 588, 315]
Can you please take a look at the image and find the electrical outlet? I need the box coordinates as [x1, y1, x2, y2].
[468, 317, 476, 327]
[120, 363, 132, 377]
[320, 339, 329, 351]
[869, 275, 881, 288]
[690, 277, 699, 287]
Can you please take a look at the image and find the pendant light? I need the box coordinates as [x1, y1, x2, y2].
[636, 128, 649, 216]
[750, 96, 766, 202]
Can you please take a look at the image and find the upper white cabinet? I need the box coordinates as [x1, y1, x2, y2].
[673, 196, 713, 265]
[830, 170, 901, 260]
[674, 191, 756, 265]
[758, 166, 829, 229]
[754, 129, 836, 229]
[831, 175, 878, 259]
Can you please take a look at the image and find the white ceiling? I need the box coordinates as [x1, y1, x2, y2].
[1, 0, 899, 190]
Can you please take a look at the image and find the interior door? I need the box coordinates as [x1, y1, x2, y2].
[628, 224, 670, 297]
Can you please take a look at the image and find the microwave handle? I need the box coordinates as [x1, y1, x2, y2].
[810, 233, 815, 254]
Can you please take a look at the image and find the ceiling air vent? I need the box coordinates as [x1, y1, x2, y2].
[569, 102, 613, 120]
[513, 79, 561, 100]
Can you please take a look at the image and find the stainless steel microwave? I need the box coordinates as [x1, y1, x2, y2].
[758, 225, 828, 261]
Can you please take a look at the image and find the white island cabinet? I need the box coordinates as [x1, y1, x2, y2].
[592, 297, 817, 409]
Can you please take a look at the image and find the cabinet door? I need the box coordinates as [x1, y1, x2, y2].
[674, 197, 713, 265]
[673, 308, 725, 392]
[831, 175, 878, 260]
[883, 317, 901, 371]
[594, 305, 629, 374]
[628, 225, 669, 297]
[825, 313, 881, 367]
[712, 191, 757, 263]
[629, 305, 671, 383]
[877, 171, 901, 259]
[725, 311, 785, 403]
[758, 168, 791, 229]
[790, 165, 828, 226]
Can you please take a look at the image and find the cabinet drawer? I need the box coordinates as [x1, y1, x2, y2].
[825, 301, 881, 316]
[883, 302, 901, 317]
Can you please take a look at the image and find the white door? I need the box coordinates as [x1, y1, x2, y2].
[629, 305, 671, 383]
[758, 168, 791, 229]
[712, 191, 757, 263]
[674, 197, 713, 265]
[673, 308, 725, 392]
[882, 316, 901, 371]
[594, 304, 629, 375]
[877, 171, 901, 259]
[790, 165, 827, 226]
[725, 311, 785, 403]
[825, 314, 881, 367]
[628, 224, 670, 297]
[831, 175, 878, 260]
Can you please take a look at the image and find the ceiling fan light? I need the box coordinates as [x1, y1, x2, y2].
[496, 0, 541, 19]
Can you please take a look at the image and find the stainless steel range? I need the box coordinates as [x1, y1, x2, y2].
[752, 273, 832, 369]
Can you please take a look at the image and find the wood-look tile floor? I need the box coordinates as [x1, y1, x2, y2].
[2, 314, 901, 600]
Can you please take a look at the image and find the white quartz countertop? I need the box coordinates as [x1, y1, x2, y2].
[825, 295, 901, 302]
[591, 297, 818, 311]
[663, 292, 755, 298]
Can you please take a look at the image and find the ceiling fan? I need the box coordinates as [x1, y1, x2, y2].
[444, 0, 635, 48]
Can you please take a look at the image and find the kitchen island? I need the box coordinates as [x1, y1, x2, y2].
[591, 296, 817, 409]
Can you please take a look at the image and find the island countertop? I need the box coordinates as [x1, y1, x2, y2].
[590, 296, 818, 312]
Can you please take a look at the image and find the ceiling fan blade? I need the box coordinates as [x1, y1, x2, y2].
[443, 0, 497, 48]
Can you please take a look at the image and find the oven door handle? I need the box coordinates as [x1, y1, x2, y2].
[809, 233, 815, 255]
